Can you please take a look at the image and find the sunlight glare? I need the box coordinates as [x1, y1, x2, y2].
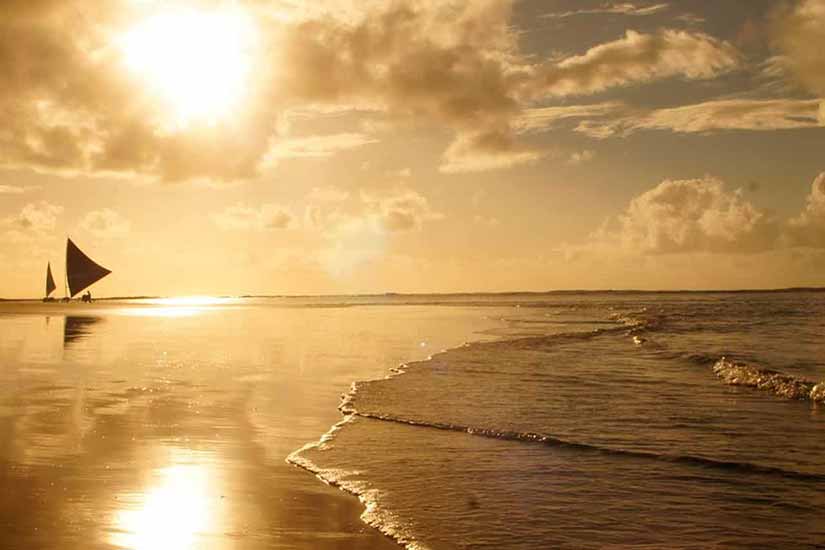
[113, 460, 221, 550]
[120, 7, 258, 128]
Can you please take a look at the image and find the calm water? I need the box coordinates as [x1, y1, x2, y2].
[1, 293, 824, 549]
[0, 298, 502, 550]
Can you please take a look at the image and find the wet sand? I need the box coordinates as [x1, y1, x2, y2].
[0, 299, 500, 550]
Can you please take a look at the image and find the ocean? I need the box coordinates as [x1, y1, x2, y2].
[1, 292, 824, 549]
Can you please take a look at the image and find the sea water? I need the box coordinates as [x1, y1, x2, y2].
[289, 291, 825, 549]
[1, 293, 824, 549]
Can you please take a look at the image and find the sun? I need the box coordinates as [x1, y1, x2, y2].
[120, 6, 259, 129]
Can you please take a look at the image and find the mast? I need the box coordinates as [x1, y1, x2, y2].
[64, 238, 69, 299]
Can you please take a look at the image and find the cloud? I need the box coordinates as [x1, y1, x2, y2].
[786, 172, 825, 247]
[261, 133, 377, 168]
[773, 0, 825, 97]
[317, 216, 387, 277]
[440, 128, 543, 173]
[311, 187, 441, 277]
[574, 98, 823, 138]
[0, 0, 748, 180]
[213, 203, 293, 231]
[606, 177, 776, 254]
[306, 186, 440, 238]
[543, 3, 670, 19]
[568, 173, 825, 260]
[4, 201, 63, 233]
[0, 184, 40, 194]
[78, 208, 131, 239]
[515, 102, 621, 133]
[568, 150, 596, 165]
[536, 30, 739, 98]
[361, 188, 443, 232]
[389, 167, 412, 178]
[307, 186, 350, 202]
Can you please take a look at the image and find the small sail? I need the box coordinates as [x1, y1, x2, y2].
[66, 238, 111, 297]
[45, 262, 56, 297]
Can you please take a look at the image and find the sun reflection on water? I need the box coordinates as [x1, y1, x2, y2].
[112, 451, 224, 550]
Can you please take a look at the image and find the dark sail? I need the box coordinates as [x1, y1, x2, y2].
[45, 263, 56, 297]
[66, 238, 111, 297]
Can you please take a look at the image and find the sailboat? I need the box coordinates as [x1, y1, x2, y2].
[58, 238, 112, 302]
[42, 262, 57, 302]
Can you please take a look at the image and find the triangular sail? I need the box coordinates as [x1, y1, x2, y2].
[66, 238, 111, 297]
[45, 263, 56, 297]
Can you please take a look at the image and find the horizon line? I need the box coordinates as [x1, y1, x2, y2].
[3, 286, 825, 302]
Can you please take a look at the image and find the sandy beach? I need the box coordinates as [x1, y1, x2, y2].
[0, 298, 500, 550]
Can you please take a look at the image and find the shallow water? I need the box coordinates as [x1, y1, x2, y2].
[0, 298, 504, 549]
[290, 291, 825, 549]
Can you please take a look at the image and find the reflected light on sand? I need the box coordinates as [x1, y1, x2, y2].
[121, 297, 237, 318]
[112, 458, 220, 550]
[145, 296, 236, 307]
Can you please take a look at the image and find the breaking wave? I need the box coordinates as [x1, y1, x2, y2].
[713, 357, 825, 403]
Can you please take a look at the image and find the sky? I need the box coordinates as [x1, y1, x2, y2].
[1, 0, 825, 297]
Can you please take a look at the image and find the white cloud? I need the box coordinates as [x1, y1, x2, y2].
[5, 201, 63, 233]
[307, 186, 350, 202]
[0, 184, 39, 194]
[599, 177, 777, 254]
[318, 216, 386, 277]
[773, 0, 825, 97]
[568, 150, 596, 165]
[786, 172, 825, 247]
[543, 3, 670, 19]
[261, 133, 377, 168]
[572, 99, 822, 138]
[361, 188, 443, 232]
[568, 173, 825, 260]
[213, 203, 293, 231]
[440, 129, 543, 173]
[536, 30, 740, 98]
[79, 208, 131, 239]
[515, 102, 621, 133]
[307, 187, 440, 234]
[389, 167, 412, 178]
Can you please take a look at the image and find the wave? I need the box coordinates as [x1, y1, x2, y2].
[334, 409, 825, 483]
[287, 415, 430, 550]
[713, 357, 825, 403]
[287, 299, 824, 549]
